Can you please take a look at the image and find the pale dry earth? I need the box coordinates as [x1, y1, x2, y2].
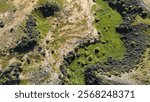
[0, 0, 98, 84]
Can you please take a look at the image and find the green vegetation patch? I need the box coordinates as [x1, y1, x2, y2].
[32, 1, 62, 39]
[64, 0, 126, 85]
[133, 15, 150, 25]
[32, 11, 51, 38]
[0, 0, 14, 13]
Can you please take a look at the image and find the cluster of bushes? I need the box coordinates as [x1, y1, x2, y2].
[12, 2, 60, 54]
[116, 22, 133, 33]
[35, 2, 60, 18]
[0, 62, 22, 85]
[105, 0, 148, 19]
[85, 66, 123, 85]
[13, 15, 39, 53]
[60, 38, 100, 83]
[0, 19, 4, 28]
[61, 38, 100, 66]
[2, 2, 61, 85]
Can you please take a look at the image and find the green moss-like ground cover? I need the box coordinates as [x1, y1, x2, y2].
[32, 11, 51, 38]
[32, 0, 65, 39]
[64, 0, 126, 85]
[0, 0, 13, 13]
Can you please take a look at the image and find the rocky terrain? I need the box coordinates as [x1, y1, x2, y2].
[0, 0, 149, 85]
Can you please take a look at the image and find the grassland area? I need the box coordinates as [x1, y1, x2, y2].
[32, 11, 51, 38]
[32, 0, 65, 39]
[65, 0, 126, 84]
